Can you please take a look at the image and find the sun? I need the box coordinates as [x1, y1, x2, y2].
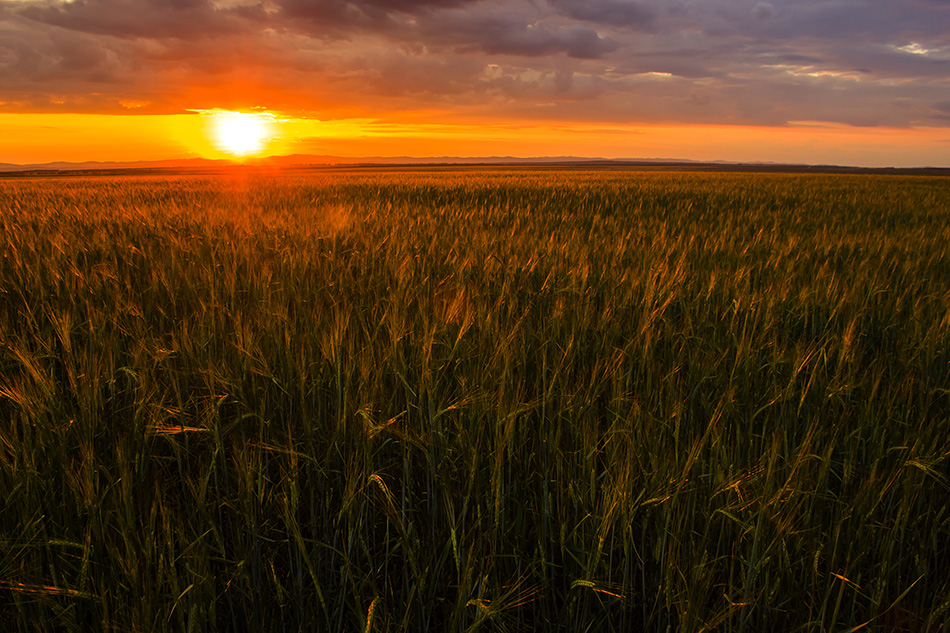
[212, 111, 273, 157]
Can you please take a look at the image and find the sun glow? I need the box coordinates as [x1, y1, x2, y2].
[212, 111, 273, 157]
[1, 113, 948, 168]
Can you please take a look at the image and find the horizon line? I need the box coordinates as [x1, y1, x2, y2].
[3, 153, 950, 175]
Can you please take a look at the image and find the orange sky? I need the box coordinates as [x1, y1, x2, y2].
[3, 112, 949, 168]
[2, 0, 949, 167]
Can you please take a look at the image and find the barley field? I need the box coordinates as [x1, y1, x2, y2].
[1, 168, 948, 632]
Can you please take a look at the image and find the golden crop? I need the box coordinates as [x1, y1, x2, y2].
[1, 168, 948, 631]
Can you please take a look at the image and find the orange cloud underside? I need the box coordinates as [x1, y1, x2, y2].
[2, 112, 949, 168]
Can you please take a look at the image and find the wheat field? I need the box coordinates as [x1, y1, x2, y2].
[1, 168, 948, 632]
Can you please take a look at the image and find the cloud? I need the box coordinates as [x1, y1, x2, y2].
[431, 16, 618, 59]
[549, 0, 655, 29]
[274, 2, 619, 59]
[18, 0, 256, 40]
[751, 3, 776, 20]
[0, 0, 948, 128]
[360, 0, 478, 9]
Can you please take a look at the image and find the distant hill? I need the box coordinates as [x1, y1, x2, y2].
[1, 155, 948, 175]
[0, 154, 693, 172]
[0, 154, 699, 173]
[0, 157, 229, 173]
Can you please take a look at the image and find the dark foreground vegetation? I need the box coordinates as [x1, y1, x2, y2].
[1, 169, 948, 632]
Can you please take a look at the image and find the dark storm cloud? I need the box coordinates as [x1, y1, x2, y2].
[1, 0, 948, 126]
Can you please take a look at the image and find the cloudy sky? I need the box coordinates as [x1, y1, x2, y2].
[2, 0, 949, 165]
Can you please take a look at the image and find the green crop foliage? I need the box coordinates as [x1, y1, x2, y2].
[0, 168, 948, 632]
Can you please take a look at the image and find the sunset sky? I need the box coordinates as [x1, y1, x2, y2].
[1, 0, 949, 167]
